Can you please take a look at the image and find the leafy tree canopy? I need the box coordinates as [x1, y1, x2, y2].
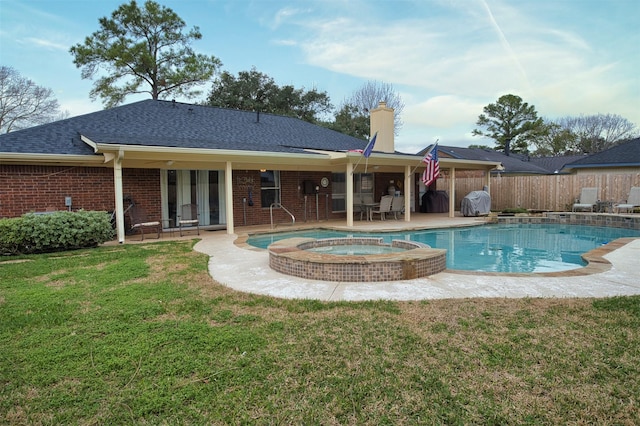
[467, 144, 494, 150]
[529, 122, 579, 156]
[0, 65, 62, 133]
[70, 0, 221, 108]
[472, 94, 543, 156]
[325, 104, 370, 140]
[206, 67, 332, 123]
[530, 114, 638, 156]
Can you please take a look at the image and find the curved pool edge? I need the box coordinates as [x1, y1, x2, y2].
[193, 233, 640, 301]
[232, 222, 487, 251]
[234, 226, 638, 278]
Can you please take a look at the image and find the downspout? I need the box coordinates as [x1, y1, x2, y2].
[346, 162, 354, 227]
[225, 161, 234, 234]
[114, 148, 125, 243]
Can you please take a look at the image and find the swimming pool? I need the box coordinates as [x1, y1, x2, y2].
[246, 224, 640, 273]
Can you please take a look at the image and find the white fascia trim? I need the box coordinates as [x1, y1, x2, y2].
[92, 143, 332, 160]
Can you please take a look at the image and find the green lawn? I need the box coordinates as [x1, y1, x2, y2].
[1, 240, 639, 424]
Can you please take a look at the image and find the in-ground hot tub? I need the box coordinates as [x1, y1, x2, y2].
[268, 237, 447, 282]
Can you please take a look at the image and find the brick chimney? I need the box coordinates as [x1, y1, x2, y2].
[370, 101, 394, 153]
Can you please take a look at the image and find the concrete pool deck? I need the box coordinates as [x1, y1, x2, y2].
[193, 214, 640, 301]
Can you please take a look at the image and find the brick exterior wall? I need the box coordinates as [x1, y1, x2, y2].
[2, 164, 418, 225]
[232, 170, 346, 227]
[0, 165, 160, 218]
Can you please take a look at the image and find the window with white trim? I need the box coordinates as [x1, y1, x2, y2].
[260, 170, 280, 207]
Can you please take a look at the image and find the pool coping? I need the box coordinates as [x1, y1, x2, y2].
[195, 229, 640, 301]
[234, 221, 637, 278]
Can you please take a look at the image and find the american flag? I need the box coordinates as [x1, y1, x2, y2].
[421, 143, 440, 186]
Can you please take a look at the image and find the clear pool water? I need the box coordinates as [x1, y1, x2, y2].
[246, 224, 640, 273]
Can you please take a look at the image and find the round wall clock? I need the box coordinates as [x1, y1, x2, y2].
[320, 177, 329, 187]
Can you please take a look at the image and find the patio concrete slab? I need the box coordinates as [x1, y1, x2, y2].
[193, 217, 640, 301]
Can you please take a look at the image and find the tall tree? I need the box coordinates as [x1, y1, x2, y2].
[326, 104, 370, 139]
[472, 94, 543, 156]
[70, 0, 221, 108]
[342, 80, 404, 136]
[206, 67, 332, 123]
[554, 114, 638, 154]
[0, 66, 62, 133]
[529, 121, 579, 156]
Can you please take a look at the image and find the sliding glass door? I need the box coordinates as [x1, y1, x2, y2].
[161, 170, 226, 228]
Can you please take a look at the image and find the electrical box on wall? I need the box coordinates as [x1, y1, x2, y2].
[64, 196, 72, 207]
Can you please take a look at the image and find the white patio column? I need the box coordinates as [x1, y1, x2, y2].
[225, 161, 234, 234]
[448, 167, 456, 218]
[404, 165, 411, 222]
[346, 162, 354, 227]
[114, 148, 125, 243]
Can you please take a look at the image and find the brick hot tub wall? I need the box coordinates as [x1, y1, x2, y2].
[268, 237, 447, 282]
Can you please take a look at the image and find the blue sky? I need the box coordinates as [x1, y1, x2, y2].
[1, 0, 638, 153]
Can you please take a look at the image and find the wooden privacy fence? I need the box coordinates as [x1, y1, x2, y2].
[437, 173, 640, 211]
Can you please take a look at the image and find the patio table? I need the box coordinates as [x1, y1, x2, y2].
[596, 200, 613, 213]
[356, 203, 380, 221]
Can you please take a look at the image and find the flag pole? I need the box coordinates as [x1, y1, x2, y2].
[410, 139, 438, 175]
[352, 152, 365, 175]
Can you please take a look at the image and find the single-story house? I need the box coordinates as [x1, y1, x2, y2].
[562, 138, 640, 174]
[0, 100, 501, 242]
[430, 139, 640, 176]
[429, 146, 589, 175]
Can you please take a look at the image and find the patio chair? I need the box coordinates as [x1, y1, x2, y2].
[572, 188, 598, 212]
[390, 195, 404, 220]
[615, 187, 640, 214]
[371, 195, 393, 220]
[353, 203, 365, 221]
[128, 205, 161, 240]
[178, 203, 200, 236]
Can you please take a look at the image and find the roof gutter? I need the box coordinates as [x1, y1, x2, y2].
[564, 162, 640, 171]
[0, 152, 106, 165]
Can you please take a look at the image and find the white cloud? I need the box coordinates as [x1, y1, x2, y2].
[406, 96, 484, 129]
[269, 7, 307, 30]
[58, 98, 101, 118]
[24, 37, 68, 51]
[288, 0, 639, 139]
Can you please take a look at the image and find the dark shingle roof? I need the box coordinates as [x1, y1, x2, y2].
[528, 155, 586, 173]
[426, 145, 551, 174]
[416, 140, 640, 174]
[564, 138, 640, 169]
[0, 99, 369, 156]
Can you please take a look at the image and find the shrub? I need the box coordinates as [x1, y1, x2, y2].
[0, 211, 114, 255]
[0, 217, 25, 255]
[500, 207, 529, 214]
